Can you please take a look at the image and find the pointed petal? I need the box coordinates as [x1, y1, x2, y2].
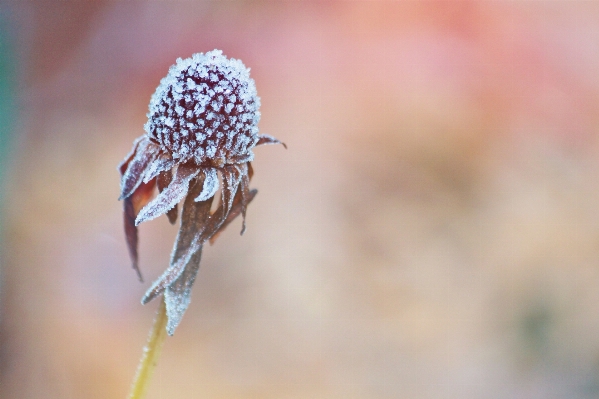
[239, 163, 250, 234]
[119, 137, 159, 200]
[247, 162, 254, 180]
[220, 164, 243, 217]
[195, 168, 219, 202]
[209, 189, 257, 245]
[197, 164, 242, 242]
[157, 170, 177, 224]
[118, 136, 144, 175]
[143, 153, 175, 184]
[164, 247, 202, 335]
[135, 164, 199, 226]
[123, 179, 156, 281]
[141, 177, 213, 304]
[256, 134, 287, 149]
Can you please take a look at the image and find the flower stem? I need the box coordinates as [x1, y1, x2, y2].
[127, 298, 168, 399]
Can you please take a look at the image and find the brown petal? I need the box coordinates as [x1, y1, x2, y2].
[197, 164, 242, 242]
[209, 189, 257, 245]
[239, 163, 250, 234]
[119, 137, 159, 200]
[123, 178, 156, 281]
[117, 136, 144, 176]
[164, 247, 202, 335]
[142, 176, 213, 304]
[135, 164, 199, 226]
[143, 153, 175, 184]
[157, 170, 177, 224]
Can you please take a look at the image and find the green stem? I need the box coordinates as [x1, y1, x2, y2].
[127, 298, 168, 399]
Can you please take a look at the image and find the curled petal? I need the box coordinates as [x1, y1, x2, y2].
[142, 177, 213, 304]
[239, 163, 250, 234]
[256, 134, 287, 149]
[247, 162, 254, 180]
[198, 165, 243, 243]
[209, 189, 257, 245]
[195, 168, 219, 202]
[123, 179, 156, 281]
[157, 170, 178, 224]
[119, 137, 159, 200]
[135, 164, 199, 226]
[143, 153, 175, 184]
[220, 164, 243, 217]
[164, 247, 202, 335]
[117, 136, 144, 175]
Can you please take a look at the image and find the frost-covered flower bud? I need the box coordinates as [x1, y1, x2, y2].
[144, 50, 261, 166]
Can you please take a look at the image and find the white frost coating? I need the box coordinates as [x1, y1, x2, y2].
[144, 49, 261, 165]
[135, 166, 200, 226]
[195, 168, 219, 202]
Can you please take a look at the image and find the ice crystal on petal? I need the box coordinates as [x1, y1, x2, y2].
[164, 248, 202, 335]
[135, 164, 199, 226]
[195, 168, 219, 202]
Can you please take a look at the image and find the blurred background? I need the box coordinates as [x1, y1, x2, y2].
[2, 1, 599, 398]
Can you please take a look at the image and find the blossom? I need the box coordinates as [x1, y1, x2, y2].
[118, 50, 284, 335]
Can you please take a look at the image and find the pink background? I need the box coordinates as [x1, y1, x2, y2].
[3, 2, 599, 398]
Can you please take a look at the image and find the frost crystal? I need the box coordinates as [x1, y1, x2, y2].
[144, 50, 261, 166]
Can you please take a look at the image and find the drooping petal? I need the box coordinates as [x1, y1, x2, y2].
[164, 247, 202, 335]
[247, 161, 254, 180]
[135, 164, 199, 226]
[119, 137, 159, 200]
[141, 177, 213, 304]
[194, 167, 219, 202]
[143, 152, 175, 184]
[198, 164, 243, 243]
[123, 178, 156, 281]
[209, 189, 257, 245]
[256, 133, 287, 149]
[157, 170, 177, 224]
[238, 163, 250, 234]
[220, 164, 243, 217]
[117, 135, 144, 175]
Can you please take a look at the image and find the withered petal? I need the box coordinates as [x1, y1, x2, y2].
[157, 170, 177, 224]
[196, 164, 242, 242]
[164, 247, 202, 335]
[141, 177, 213, 304]
[123, 179, 156, 281]
[135, 164, 199, 226]
[256, 134, 286, 149]
[209, 189, 257, 245]
[239, 164, 250, 234]
[143, 153, 175, 184]
[119, 137, 159, 200]
[194, 168, 219, 202]
[117, 136, 144, 176]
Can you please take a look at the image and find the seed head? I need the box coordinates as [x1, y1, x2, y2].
[144, 50, 261, 166]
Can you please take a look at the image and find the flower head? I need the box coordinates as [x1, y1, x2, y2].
[118, 50, 284, 335]
[145, 50, 261, 166]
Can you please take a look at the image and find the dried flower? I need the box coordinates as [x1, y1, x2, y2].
[118, 50, 284, 335]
